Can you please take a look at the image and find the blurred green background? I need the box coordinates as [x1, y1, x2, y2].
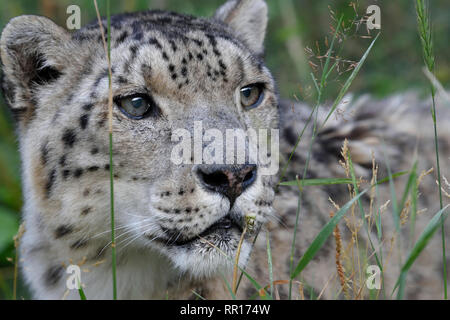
[0, 0, 448, 299]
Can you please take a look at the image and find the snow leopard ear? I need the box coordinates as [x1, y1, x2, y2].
[214, 0, 268, 55]
[0, 15, 71, 123]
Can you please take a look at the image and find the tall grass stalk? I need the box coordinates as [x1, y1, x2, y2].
[287, 15, 343, 300]
[321, 33, 380, 129]
[232, 223, 248, 295]
[291, 189, 369, 280]
[190, 290, 206, 300]
[286, 14, 380, 299]
[280, 172, 407, 187]
[406, 159, 419, 248]
[199, 236, 272, 300]
[346, 149, 384, 294]
[415, 0, 447, 299]
[220, 272, 237, 300]
[78, 278, 87, 300]
[234, 231, 261, 294]
[93, 0, 117, 300]
[288, 178, 303, 299]
[373, 170, 386, 299]
[394, 205, 449, 299]
[266, 230, 274, 298]
[381, 142, 407, 289]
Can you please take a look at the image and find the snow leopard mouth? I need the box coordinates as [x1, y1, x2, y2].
[162, 215, 243, 247]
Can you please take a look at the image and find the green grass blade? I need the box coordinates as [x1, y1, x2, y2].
[239, 267, 272, 300]
[201, 237, 272, 300]
[78, 287, 87, 300]
[407, 161, 419, 248]
[280, 178, 353, 187]
[291, 189, 368, 280]
[77, 277, 87, 300]
[311, 73, 320, 95]
[94, 0, 117, 300]
[394, 205, 449, 299]
[383, 143, 400, 232]
[347, 150, 366, 222]
[409, 175, 419, 243]
[377, 172, 409, 185]
[280, 171, 407, 187]
[235, 231, 261, 293]
[319, 15, 343, 90]
[346, 151, 384, 284]
[415, 0, 435, 73]
[266, 230, 274, 298]
[276, 105, 315, 191]
[220, 273, 237, 300]
[285, 17, 346, 299]
[288, 178, 303, 300]
[277, 16, 343, 194]
[102, 0, 117, 301]
[415, 0, 447, 299]
[191, 290, 206, 300]
[400, 160, 418, 215]
[321, 33, 380, 128]
[109, 132, 117, 300]
[324, 60, 339, 81]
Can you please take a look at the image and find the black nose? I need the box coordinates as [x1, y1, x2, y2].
[195, 164, 257, 205]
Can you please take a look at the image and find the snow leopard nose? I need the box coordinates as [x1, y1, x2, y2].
[194, 164, 257, 205]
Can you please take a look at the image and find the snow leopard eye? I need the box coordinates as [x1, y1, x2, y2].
[240, 84, 264, 110]
[115, 94, 159, 120]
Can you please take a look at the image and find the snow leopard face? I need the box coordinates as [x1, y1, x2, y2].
[0, 0, 278, 295]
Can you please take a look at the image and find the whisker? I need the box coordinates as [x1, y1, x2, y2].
[165, 230, 183, 246]
[122, 212, 150, 219]
[119, 233, 145, 250]
[119, 227, 165, 249]
[116, 223, 161, 246]
[265, 211, 288, 229]
[97, 221, 160, 256]
[97, 241, 112, 258]
[115, 221, 160, 241]
[90, 218, 154, 239]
